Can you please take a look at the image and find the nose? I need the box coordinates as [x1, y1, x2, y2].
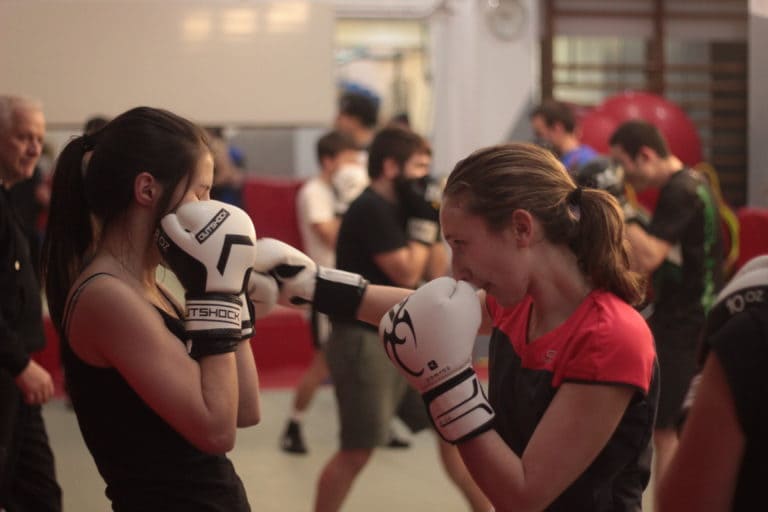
[27, 140, 42, 157]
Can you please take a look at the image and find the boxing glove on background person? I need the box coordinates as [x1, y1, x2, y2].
[396, 175, 442, 246]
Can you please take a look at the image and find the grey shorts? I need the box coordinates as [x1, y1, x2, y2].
[325, 321, 431, 450]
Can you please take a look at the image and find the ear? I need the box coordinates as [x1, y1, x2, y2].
[134, 172, 159, 207]
[552, 121, 567, 136]
[382, 157, 400, 180]
[509, 209, 534, 247]
[637, 146, 656, 164]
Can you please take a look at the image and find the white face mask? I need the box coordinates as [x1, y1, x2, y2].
[332, 162, 369, 205]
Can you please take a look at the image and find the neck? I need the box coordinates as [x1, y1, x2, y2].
[557, 135, 580, 155]
[96, 219, 158, 290]
[319, 168, 334, 183]
[370, 178, 396, 202]
[527, 244, 592, 340]
[652, 155, 684, 187]
[355, 129, 373, 149]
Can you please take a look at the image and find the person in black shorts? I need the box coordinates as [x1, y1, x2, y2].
[253, 142, 658, 510]
[610, 120, 723, 504]
[41, 107, 261, 511]
[658, 256, 768, 510]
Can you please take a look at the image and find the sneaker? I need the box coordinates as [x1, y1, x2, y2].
[385, 434, 411, 449]
[280, 420, 308, 454]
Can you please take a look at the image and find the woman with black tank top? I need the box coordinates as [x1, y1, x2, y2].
[40, 107, 260, 511]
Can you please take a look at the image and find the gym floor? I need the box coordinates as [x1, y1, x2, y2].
[44, 382, 656, 512]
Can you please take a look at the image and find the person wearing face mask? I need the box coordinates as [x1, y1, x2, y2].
[310, 126, 491, 512]
[530, 100, 598, 175]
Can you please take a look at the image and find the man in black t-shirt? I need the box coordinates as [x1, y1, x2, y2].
[610, 120, 723, 507]
[315, 127, 491, 512]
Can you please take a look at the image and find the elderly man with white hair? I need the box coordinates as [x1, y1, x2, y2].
[0, 95, 61, 511]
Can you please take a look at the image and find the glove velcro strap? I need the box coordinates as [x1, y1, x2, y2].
[406, 218, 440, 245]
[240, 297, 255, 341]
[314, 267, 369, 318]
[422, 367, 495, 444]
[185, 294, 243, 340]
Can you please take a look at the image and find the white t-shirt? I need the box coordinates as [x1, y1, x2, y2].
[296, 176, 336, 268]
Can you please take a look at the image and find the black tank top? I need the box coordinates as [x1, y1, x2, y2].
[61, 273, 250, 511]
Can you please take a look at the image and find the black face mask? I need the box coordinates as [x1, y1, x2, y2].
[395, 174, 442, 212]
[394, 172, 419, 200]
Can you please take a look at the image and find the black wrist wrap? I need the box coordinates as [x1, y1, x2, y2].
[313, 268, 369, 318]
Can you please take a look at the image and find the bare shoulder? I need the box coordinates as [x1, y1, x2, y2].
[67, 274, 176, 366]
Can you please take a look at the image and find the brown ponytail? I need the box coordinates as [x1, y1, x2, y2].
[444, 143, 645, 305]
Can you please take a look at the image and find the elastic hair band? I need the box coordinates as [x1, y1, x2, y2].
[567, 186, 582, 221]
[81, 134, 95, 152]
[567, 186, 583, 206]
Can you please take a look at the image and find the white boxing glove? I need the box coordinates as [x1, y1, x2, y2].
[252, 238, 368, 318]
[157, 200, 257, 358]
[379, 277, 494, 443]
[246, 271, 279, 319]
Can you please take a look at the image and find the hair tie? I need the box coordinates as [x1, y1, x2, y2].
[567, 186, 582, 221]
[81, 134, 95, 152]
[567, 186, 583, 206]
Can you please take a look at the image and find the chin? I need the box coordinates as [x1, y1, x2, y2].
[491, 291, 524, 309]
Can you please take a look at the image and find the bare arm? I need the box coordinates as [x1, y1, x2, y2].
[459, 383, 633, 511]
[657, 354, 744, 512]
[234, 339, 261, 427]
[310, 218, 341, 250]
[69, 278, 240, 454]
[625, 223, 671, 274]
[355, 284, 413, 326]
[373, 241, 432, 288]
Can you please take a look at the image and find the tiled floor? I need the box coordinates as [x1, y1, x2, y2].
[46, 385, 483, 512]
[44, 382, 655, 511]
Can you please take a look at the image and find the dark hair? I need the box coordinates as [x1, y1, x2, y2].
[609, 120, 670, 159]
[316, 130, 358, 164]
[444, 143, 645, 305]
[83, 115, 110, 135]
[42, 106, 209, 329]
[530, 99, 577, 133]
[367, 126, 431, 180]
[338, 91, 379, 129]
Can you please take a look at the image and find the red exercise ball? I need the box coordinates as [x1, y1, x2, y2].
[578, 107, 619, 155]
[599, 91, 702, 166]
